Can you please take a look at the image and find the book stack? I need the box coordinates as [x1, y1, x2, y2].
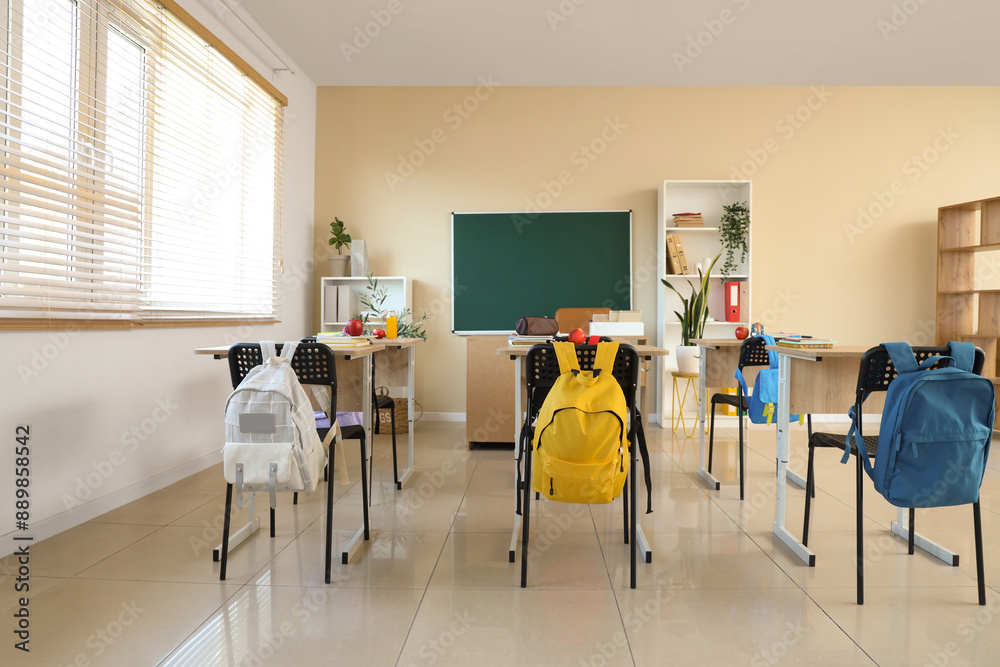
[507, 334, 551, 347]
[665, 234, 691, 275]
[773, 335, 835, 349]
[316, 332, 374, 347]
[672, 212, 704, 227]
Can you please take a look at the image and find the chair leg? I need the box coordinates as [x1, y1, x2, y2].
[293, 492, 298, 505]
[389, 403, 400, 489]
[737, 409, 745, 501]
[270, 506, 276, 538]
[806, 415, 815, 498]
[908, 508, 915, 555]
[856, 454, 865, 605]
[521, 443, 533, 588]
[707, 402, 716, 474]
[803, 442, 816, 547]
[974, 501, 986, 605]
[220, 483, 233, 581]
[325, 457, 335, 584]
[623, 472, 630, 545]
[359, 435, 370, 541]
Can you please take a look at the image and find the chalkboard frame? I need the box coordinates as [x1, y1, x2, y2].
[451, 210, 632, 335]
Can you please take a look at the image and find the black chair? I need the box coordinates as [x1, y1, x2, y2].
[707, 336, 771, 500]
[803, 344, 987, 605]
[220, 342, 369, 584]
[519, 342, 648, 589]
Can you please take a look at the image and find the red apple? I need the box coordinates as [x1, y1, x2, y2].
[373, 328, 386, 339]
[735, 326, 749, 340]
[568, 328, 586, 345]
[345, 319, 364, 336]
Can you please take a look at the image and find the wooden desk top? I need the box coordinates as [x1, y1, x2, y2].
[195, 343, 394, 359]
[765, 344, 871, 360]
[498, 343, 669, 359]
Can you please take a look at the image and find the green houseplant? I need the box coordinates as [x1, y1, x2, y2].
[662, 253, 720, 373]
[358, 274, 428, 340]
[719, 202, 750, 277]
[328, 217, 352, 276]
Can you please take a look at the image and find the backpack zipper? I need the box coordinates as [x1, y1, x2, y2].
[549, 477, 554, 496]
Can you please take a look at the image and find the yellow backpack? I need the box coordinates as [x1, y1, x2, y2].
[532, 341, 629, 504]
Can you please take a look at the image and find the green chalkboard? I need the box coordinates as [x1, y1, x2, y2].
[452, 211, 632, 333]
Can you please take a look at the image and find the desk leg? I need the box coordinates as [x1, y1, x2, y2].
[696, 346, 720, 490]
[634, 359, 653, 565]
[343, 355, 373, 564]
[890, 507, 959, 565]
[773, 354, 816, 566]
[213, 493, 260, 561]
[511, 356, 523, 562]
[396, 346, 416, 489]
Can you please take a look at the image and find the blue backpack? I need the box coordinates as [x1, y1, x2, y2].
[844, 341, 995, 508]
[736, 335, 797, 424]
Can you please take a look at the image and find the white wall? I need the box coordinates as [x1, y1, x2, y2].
[0, 0, 317, 557]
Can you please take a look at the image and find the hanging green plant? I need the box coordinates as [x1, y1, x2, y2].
[719, 202, 750, 277]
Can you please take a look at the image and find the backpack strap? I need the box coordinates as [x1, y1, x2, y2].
[948, 340, 976, 372]
[762, 334, 779, 369]
[593, 342, 620, 377]
[261, 341, 277, 359]
[883, 341, 918, 373]
[553, 341, 581, 375]
[279, 340, 299, 362]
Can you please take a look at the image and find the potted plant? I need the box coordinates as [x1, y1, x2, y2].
[328, 217, 352, 277]
[359, 274, 428, 340]
[662, 253, 720, 374]
[719, 201, 750, 277]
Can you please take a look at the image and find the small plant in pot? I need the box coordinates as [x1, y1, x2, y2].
[328, 217, 352, 277]
[662, 253, 720, 374]
[719, 201, 750, 277]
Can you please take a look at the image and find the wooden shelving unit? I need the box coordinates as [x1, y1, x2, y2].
[936, 195, 1000, 412]
[656, 180, 752, 425]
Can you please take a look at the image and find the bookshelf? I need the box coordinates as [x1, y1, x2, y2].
[320, 276, 411, 331]
[657, 180, 753, 425]
[935, 195, 1000, 416]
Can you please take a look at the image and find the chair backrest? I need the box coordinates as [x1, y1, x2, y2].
[554, 307, 612, 333]
[228, 342, 339, 414]
[524, 343, 639, 419]
[855, 344, 986, 404]
[737, 335, 771, 371]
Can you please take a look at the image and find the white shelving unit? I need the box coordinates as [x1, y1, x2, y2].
[320, 276, 411, 330]
[656, 180, 752, 426]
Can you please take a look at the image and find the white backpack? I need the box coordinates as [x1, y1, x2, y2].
[223, 341, 333, 509]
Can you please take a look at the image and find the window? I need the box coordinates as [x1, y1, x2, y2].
[0, 0, 285, 326]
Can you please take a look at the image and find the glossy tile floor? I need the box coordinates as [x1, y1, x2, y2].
[4, 420, 1000, 666]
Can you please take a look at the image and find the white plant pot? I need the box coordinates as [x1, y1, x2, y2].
[328, 254, 351, 277]
[675, 345, 701, 375]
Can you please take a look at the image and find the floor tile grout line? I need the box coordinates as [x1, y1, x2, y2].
[393, 453, 479, 667]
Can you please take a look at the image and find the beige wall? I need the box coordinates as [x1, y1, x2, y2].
[314, 86, 1000, 415]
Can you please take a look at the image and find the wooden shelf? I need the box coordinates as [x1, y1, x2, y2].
[937, 195, 1000, 419]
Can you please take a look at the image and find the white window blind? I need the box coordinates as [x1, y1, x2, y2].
[0, 0, 284, 325]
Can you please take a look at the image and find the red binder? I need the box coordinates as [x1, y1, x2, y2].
[725, 281, 740, 322]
